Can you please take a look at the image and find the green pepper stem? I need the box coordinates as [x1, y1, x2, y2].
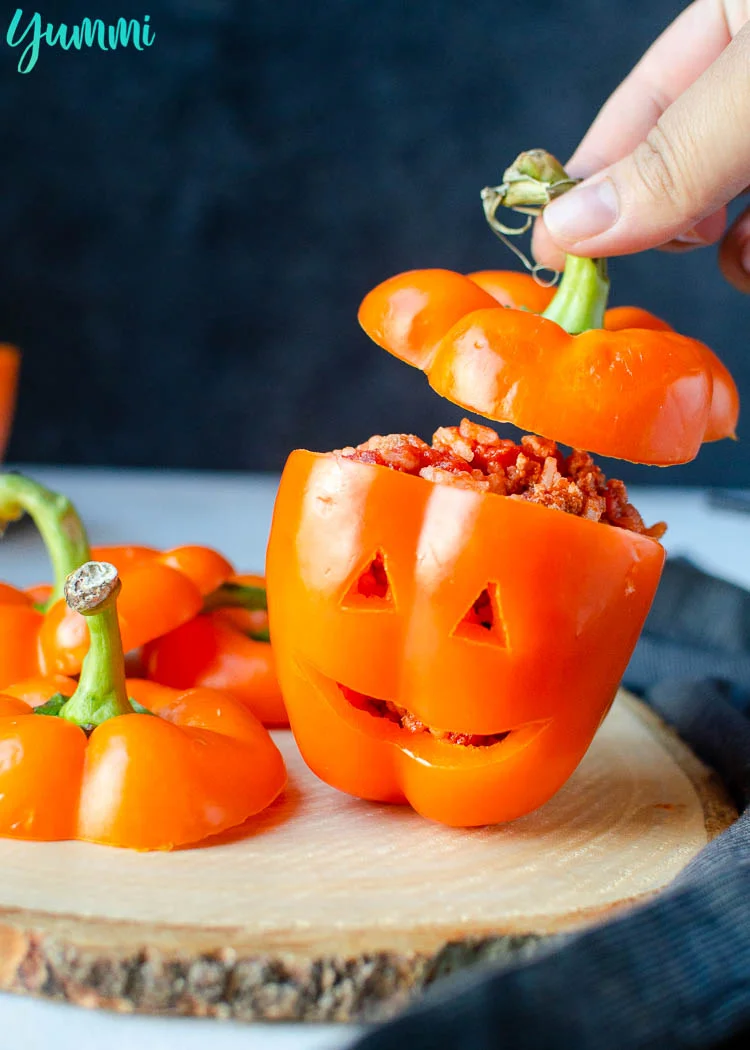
[541, 255, 609, 334]
[58, 562, 134, 728]
[0, 473, 91, 605]
[484, 149, 577, 215]
[203, 581, 267, 613]
[482, 149, 611, 334]
[203, 581, 270, 642]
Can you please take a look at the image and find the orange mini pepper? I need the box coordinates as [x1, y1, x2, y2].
[0, 561, 286, 848]
[0, 344, 19, 462]
[358, 151, 738, 466]
[0, 583, 44, 684]
[0, 473, 234, 685]
[41, 543, 234, 677]
[144, 574, 288, 726]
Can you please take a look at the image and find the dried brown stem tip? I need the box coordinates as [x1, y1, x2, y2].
[64, 561, 121, 615]
[482, 149, 579, 221]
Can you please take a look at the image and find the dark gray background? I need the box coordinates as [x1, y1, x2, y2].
[0, 0, 746, 484]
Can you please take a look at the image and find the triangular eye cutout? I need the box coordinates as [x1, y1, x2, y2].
[342, 550, 394, 607]
[453, 583, 507, 647]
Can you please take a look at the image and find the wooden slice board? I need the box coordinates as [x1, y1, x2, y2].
[0, 691, 735, 1023]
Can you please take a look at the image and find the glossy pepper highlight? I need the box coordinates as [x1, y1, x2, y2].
[0, 562, 286, 848]
[0, 473, 234, 684]
[358, 151, 739, 465]
[144, 574, 288, 726]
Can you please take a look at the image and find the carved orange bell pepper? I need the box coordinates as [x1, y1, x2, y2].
[358, 151, 738, 465]
[267, 450, 664, 826]
[144, 574, 288, 726]
[265, 148, 740, 827]
[0, 344, 19, 461]
[0, 562, 286, 848]
[0, 473, 234, 684]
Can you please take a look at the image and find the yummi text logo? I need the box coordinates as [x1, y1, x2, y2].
[6, 10, 155, 73]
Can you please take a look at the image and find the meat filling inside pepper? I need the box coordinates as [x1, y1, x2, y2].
[339, 683, 511, 747]
[336, 418, 666, 539]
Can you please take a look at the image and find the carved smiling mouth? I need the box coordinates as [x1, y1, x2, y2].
[297, 660, 551, 757]
[338, 683, 513, 748]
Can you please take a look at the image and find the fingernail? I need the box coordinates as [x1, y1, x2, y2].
[741, 242, 750, 275]
[544, 178, 619, 244]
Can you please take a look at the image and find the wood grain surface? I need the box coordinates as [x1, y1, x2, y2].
[0, 692, 735, 1022]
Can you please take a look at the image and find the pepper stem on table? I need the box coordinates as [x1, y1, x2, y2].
[58, 562, 135, 728]
[203, 580, 267, 613]
[481, 149, 611, 335]
[0, 473, 91, 606]
[203, 580, 270, 642]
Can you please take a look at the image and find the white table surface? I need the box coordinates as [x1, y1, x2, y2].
[1, 465, 748, 1050]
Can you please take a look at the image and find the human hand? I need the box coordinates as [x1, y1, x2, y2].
[533, 2, 750, 292]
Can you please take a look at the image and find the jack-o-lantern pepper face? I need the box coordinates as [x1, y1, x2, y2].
[267, 151, 737, 827]
[266, 450, 664, 827]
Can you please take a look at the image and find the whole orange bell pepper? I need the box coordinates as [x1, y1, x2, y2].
[0, 473, 234, 685]
[267, 451, 664, 827]
[0, 561, 286, 848]
[143, 574, 288, 726]
[358, 151, 739, 466]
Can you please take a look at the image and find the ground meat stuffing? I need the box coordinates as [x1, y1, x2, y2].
[340, 685, 510, 747]
[335, 419, 666, 539]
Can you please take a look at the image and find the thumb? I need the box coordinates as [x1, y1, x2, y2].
[542, 22, 750, 257]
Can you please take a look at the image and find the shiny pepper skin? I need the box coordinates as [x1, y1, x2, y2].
[358, 269, 739, 464]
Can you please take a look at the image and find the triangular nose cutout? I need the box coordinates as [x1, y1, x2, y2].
[342, 550, 394, 606]
[453, 583, 507, 647]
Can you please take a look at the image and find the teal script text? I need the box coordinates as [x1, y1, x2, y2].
[6, 10, 155, 73]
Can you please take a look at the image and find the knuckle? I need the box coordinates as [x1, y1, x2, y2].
[630, 126, 694, 212]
